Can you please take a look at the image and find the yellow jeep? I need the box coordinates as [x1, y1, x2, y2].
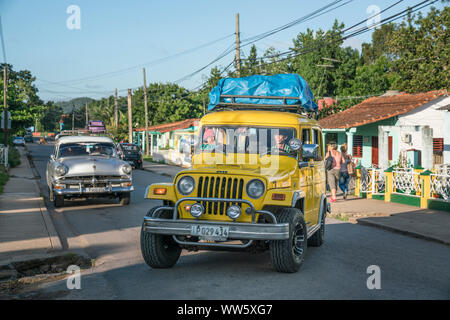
[140, 81, 329, 273]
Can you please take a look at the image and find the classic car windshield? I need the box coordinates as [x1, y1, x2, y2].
[198, 126, 296, 156]
[58, 142, 116, 158]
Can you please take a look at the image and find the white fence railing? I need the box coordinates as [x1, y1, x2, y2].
[392, 168, 422, 196]
[430, 173, 450, 202]
[0, 145, 8, 169]
[360, 167, 385, 194]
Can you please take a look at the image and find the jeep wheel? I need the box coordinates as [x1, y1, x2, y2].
[140, 206, 181, 268]
[119, 193, 131, 205]
[54, 195, 64, 208]
[308, 201, 326, 247]
[270, 207, 307, 273]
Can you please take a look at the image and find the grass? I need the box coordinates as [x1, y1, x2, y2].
[0, 166, 8, 194]
[8, 146, 21, 168]
[143, 155, 165, 164]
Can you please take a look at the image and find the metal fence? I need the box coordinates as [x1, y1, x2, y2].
[0, 145, 8, 169]
[430, 172, 450, 202]
[360, 167, 385, 195]
[392, 168, 422, 196]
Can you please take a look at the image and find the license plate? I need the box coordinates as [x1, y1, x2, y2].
[85, 187, 106, 193]
[128, 161, 135, 165]
[191, 225, 229, 241]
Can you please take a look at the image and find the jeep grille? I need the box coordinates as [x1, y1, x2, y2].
[197, 176, 244, 215]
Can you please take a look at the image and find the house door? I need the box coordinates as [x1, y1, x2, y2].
[372, 136, 379, 166]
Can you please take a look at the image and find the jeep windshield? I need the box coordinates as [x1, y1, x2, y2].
[197, 126, 296, 156]
[58, 142, 116, 158]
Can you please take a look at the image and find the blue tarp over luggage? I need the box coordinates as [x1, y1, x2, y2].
[208, 73, 318, 112]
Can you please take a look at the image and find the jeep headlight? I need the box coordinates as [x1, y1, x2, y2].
[246, 179, 265, 199]
[121, 164, 132, 174]
[177, 176, 195, 195]
[55, 164, 68, 176]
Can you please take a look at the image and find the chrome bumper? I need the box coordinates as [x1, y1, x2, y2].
[54, 186, 134, 195]
[143, 197, 290, 248]
[143, 217, 289, 241]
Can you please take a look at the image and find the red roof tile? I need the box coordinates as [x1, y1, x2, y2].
[134, 118, 199, 133]
[318, 90, 448, 129]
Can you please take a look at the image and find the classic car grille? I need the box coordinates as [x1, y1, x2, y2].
[197, 176, 244, 215]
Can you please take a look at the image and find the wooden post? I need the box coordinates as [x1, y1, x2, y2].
[3, 65, 7, 145]
[114, 88, 118, 128]
[127, 89, 133, 143]
[235, 13, 241, 76]
[85, 102, 88, 129]
[143, 68, 149, 156]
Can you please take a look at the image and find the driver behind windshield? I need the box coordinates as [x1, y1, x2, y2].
[272, 129, 292, 154]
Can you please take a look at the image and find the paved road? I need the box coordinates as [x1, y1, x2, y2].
[26, 143, 450, 299]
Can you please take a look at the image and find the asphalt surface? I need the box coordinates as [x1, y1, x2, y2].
[26, 143, 450, 299]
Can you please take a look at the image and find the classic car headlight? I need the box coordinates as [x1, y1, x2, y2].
[246, 179, 265, 199]
[55, 164, 68, 176]
[177, 176, 195, 195]
[121, 164, 132, 174]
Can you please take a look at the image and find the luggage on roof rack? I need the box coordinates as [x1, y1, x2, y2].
[208, 74, 319, 115]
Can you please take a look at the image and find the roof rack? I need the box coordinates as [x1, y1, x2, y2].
[214, 94, 316, 118]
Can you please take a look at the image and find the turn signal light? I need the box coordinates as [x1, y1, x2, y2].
[153, 188, 167, 195]
[272, 193, 286, 201]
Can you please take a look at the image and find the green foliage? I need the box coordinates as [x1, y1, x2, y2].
[0, 64, 46, 133]
[8, 146, 21, 168]
[0, 165, 8, 194]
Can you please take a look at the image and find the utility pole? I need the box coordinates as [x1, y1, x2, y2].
[72, 107, 75, 134]
[127, 89, 132, 143]
[143, 68, 149, 156]
[3, 65, 7, 145]
[85, 102, 88, 129]
[114, 88, 118, 128]
[235, 13, 241, 76]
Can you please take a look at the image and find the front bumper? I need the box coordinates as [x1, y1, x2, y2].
[54, 185, 134, 195]
[144, 217, 289, 241]
[143, 197, 290, 248]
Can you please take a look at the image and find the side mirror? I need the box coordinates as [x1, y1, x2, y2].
[301, 144, 320, 161]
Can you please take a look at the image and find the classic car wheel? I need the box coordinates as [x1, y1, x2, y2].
[119, 193, 131, 205]
[269, 207, 307, 273]
[140, 206, 181, 269]
[54, 195, 64, 208]
[308, 200, 326, 247]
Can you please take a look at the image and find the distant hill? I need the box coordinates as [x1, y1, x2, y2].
[55, 97, 94, 113]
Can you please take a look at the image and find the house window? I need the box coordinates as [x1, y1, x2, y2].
[433, 138, 444, 153]
[353, 135, 363, 158]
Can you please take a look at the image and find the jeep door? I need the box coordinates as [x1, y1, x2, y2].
[311, 127, 325, 225]
[300, 127, 315, 225]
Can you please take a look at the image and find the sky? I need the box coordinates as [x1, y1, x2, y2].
[0, 0, 445, 102]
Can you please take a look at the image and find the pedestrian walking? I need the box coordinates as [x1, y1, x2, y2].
[339, 144, 353, 200]
[326, 142, 344, 203]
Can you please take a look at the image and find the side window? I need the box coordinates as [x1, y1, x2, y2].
[313, 129, 324, 159]
[301, 128, 311, 144]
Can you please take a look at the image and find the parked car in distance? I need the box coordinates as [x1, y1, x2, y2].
[117, 143, 143, 169]
[13, 136, 25, 146]
[46, 135, 134, 207]
[24, 135, 34, 143]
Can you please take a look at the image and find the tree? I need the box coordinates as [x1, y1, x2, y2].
[388, 6, 449, 92]
[0, 63, 45, 132]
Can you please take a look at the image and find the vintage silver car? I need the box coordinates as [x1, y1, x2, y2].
[46, 136, 134, 207]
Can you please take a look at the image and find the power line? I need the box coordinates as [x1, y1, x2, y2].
[37, 33, 235, 86]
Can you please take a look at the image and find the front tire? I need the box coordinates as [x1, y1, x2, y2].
[119, 192, 131, 205]
[54, 195, 64, 208]
[270, 207, 307, 273]
[140, 206, 181, 269]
